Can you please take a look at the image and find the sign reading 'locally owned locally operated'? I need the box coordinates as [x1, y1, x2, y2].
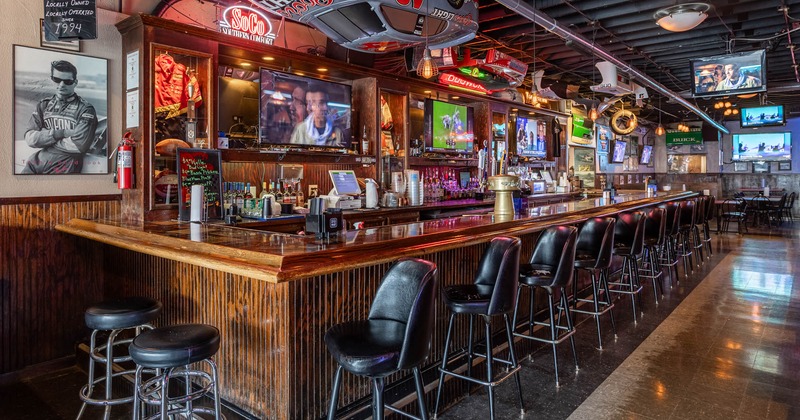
[43, 0, 97, 41]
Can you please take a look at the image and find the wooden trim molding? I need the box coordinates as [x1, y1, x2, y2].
[0, 194, 121, 205]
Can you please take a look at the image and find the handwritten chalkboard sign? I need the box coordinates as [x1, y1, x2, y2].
[43, 0, 97, 41]
[176, 148, 223, 221]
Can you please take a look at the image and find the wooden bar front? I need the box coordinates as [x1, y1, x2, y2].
[57, 192, 694, 419]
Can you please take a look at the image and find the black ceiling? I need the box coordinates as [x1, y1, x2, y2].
[468, 0, 800, 124]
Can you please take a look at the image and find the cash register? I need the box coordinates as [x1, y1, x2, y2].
[320, 169, 363, 210]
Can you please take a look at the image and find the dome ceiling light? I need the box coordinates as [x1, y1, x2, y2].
[654, 3, 712, 32]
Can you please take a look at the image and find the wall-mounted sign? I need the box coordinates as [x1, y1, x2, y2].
[43, 0, 97, 40]
[219, 6, 276, 45]
[666, 130, 703, 146]
[438, 72, 491, 94]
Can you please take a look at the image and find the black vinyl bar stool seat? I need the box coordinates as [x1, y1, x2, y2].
[130, 323, 222, 420]
[512, 226, 579, 386]
[641, 207, 667, 305]
[78, 297, 162, 420]
[659, 202, 682, 286]
[571, 217, 617, 350]
[434, 237, 524, 420]
[677, 200, 697, 277]
[325, 258, 438, 420]
[609, 211, 645, 323]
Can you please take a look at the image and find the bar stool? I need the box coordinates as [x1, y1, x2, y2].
[658, 201, 682, 286]
[512, 226, 579, 386]
[677, 200, 696, 277]
[325, 258, 438, 420]
[77, 297, 162, 420]
[434, 237, 524, 420]
[609, 211, 645, 323]
[129, 323, 222, 420]
[571, 218, 617, 350]
[702, 195, 715, 257]
[692, 196, 707, 264]
[641, 207, 666, 304]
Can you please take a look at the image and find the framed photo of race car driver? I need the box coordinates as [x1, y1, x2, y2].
[13, 45, 108, 174]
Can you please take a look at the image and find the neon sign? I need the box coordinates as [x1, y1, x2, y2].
[219, 6, 277, 45]
[438, 73, 490, 94]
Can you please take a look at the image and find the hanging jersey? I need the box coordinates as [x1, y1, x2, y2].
[154, 53, 203, 118]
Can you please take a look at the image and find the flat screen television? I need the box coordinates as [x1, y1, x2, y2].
[258, 69, 352, 148]
[424, 99, 474, 154]
[515, 116, 547, 159]
[611, 140, 627, 163]
[732, 132, 791, 161]
[640, 145, 653, 165]
[690, 50, 766, 98]
[740, 105, 785, 128]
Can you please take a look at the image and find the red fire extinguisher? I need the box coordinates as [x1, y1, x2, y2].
[116, 132, 135, 189]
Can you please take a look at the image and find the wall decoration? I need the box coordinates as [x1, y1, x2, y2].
[572, 147, 595, 188]
[734, 161, 749, 172]
[778, 161, 791, 171]
[13, 45, 108, 174]
[596, 124, 611, 153]
[753, 161, 770, 173]
[39, 19, 80, 51]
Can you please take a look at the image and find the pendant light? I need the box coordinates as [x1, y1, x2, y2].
[588, 23, 599, 121]
[530, 21, 541, 107]
[655, 95, 666, 136]
[416, 3, 438, 79]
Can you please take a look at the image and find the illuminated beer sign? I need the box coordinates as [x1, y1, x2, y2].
[219, 6, 277, 45]
[438, 72, 490, 95]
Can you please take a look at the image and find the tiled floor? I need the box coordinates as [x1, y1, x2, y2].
[1, 225, 798, 419]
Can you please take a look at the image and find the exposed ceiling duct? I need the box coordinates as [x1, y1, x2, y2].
[493, 0, 730, 134]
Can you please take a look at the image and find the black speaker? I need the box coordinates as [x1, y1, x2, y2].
[551, 120, 563, 157]
[701, 123, 720, 142]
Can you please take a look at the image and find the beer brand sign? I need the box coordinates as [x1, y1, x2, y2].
[219, 6, 277, 45]
[438, 72, 490, 94]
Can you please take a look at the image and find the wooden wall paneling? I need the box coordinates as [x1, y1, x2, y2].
[0, 200, 118, 374]
[353, 78, 378, 159]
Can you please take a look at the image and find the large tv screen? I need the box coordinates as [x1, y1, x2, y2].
[732, 132, 791, 161]
[690, 50, 766, 98]
[640, 145, 653, 165]
[258, 69, 352, 148]
[424, 99, 474, 154]
[515, 116, 547, 158]
[740, 105, 785, 128]
[611, 140, 627, 163]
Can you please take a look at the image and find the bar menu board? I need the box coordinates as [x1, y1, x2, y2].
[176, 148, 223, 221]
[43, 0, 97, 41]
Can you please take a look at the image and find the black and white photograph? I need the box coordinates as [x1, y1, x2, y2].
[13, 45, 108, 175]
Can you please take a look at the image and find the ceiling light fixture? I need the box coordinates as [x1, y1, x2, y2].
[654, 3, 712, 32]
[655, 95, 666, 136]
[416, 4, 438, 79]
[588, 22, 598, 121]
[530, 22, 542, 107]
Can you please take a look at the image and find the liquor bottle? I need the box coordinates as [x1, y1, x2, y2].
[361, 125, 369, 155]
[235, 183, 245, 211]
[275, 181, 284, 203]
[296, 182, 305, 207]
[259, 181, 269, 199]
[244, 183, 253, 209]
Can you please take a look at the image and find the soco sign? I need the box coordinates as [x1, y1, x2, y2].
[219, 6, 277, 45]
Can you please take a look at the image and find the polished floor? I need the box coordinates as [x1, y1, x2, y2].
[1, 225, 798, 419]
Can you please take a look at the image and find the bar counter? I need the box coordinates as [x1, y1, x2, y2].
[56, 191, 694, 419]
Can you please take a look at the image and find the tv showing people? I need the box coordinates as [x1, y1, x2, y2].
[515, 117, 547, 158]
[426, 99, 474, 153]
[259, 69, 352, 148]
[690, 50, 765, 97]
[732, 132, 791, 161]
[640, 145, 653, 165]
[611, 140, 627, 163]
[740, 105, 785, 128]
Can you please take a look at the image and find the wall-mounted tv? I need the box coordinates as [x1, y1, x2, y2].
[740, 105, 785, 128]
[258, 69, 352, 148]
[640, 145, 653, 165]
[732, 132, 791, 161]
[690, 50, 766, 98]
[611, 140, 627, 163]
[515, 116, 547, 158]
[424, 99, 474, 154]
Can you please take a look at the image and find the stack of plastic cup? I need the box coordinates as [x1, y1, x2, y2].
[406, 170, 421, 205]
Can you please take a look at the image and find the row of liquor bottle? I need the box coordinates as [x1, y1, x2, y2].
[223, 180, 304, 214]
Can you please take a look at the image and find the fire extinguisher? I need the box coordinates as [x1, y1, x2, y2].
[115, 131, 135, 189]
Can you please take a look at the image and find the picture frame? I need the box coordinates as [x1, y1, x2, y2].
[778, 161, 791, 171]
[753, 161, 770, 173]
[596, 124, 611, 153]
[39, 19, 80, 52]
[13, 45, 108, 174]
[734, 162, 749, 172]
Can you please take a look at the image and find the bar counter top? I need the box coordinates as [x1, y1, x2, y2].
[56, 191, 694, 283]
